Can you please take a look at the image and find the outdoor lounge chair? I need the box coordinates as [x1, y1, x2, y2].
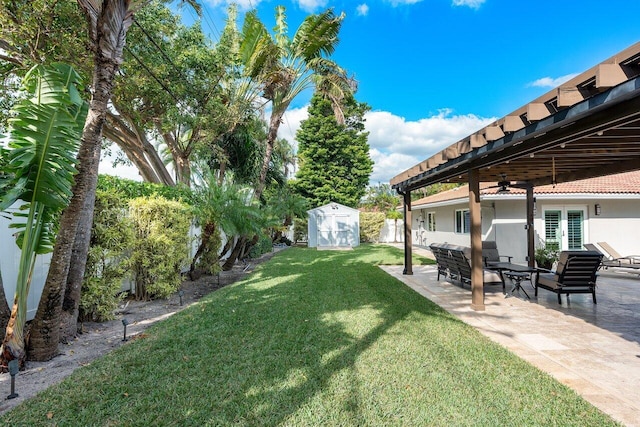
[535, 250, 603, 304]
[584, 243, 624, 269]
[596, 242, 640, 268]
[482, 241, 513, 266]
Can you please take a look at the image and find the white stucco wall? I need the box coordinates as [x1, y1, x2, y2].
[409, 196, 640, 263]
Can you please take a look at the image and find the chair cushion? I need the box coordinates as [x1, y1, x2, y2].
[537, 272, 560, 289]
[482, 241, 500, 263]
[483, 268, 502, 285]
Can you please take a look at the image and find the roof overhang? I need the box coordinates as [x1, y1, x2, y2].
[391, 42, 640, 192]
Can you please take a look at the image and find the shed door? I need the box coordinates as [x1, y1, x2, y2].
[317, 214, 333, 246]
[317, 213, 351, 246]
[334, 215, 350, 246]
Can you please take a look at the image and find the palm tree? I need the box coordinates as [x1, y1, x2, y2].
[28, 0, 201, 356]
[27, 0, 140, 361]
[189, 171, 260, 276]
[0, 63, 85, 367]
[240, 5, 352, 201]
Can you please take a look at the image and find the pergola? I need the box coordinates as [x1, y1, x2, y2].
[390, 42, 640, 311]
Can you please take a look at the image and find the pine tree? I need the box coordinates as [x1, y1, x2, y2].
[293, 93, 373, 208]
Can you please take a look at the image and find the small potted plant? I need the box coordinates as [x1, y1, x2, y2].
[535, 246, 559, 270]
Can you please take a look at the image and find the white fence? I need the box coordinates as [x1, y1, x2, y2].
[0, 206, 51, 321]
[378, 219, 404, 243]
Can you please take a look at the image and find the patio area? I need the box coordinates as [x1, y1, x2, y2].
[381, 246, 640, 427]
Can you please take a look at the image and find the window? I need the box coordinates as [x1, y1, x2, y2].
[567, 210, 584, 250]
[544, 210, 561, 250]
[427, 212, 436, 231]
[455, 209, 470, 234]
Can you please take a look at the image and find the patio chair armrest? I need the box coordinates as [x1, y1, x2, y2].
[499, 255, 513, 262]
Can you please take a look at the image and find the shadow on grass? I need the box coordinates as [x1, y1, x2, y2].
[162, 247, 454, 424]
[1, 246, 617, 426]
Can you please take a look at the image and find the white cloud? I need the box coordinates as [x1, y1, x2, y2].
[356, 4, 369, 16]
[527, 73, 579, 88]
[451, 0, 486, 9]
[364, 109, 494, 184]
[277, 106, 494, 186]
[296, 0, 329, 12]
[203, 0, 261, 11]
[387, 0, 423, 6]
[280, 106, 309, 152]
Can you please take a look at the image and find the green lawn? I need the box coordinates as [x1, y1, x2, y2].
[2, 245, 618, 426]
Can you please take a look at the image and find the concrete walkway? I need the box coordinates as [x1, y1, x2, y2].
[381, 245, 640, 427]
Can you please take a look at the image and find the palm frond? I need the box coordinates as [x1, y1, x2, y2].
[240, 10, 274, 78]
[1, 63, 85, 249]
[273, 5, 289, 52]
[292, 9, 345, 61]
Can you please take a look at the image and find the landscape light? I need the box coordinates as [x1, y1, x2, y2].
[7, 359, 19, 399]
[178, 290, 185, 306]
[122, 318, 129, 342]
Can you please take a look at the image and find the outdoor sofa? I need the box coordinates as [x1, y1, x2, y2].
[429, 243, 503, 289]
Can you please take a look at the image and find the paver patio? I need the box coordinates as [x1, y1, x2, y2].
[381, 245, 640, 427]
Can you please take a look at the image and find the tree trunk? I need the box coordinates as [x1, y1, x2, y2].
[190, 222, 217, 275]
[241, 234, 259, 260]
[255, 107, 287, 201]
[222, 236, 246, 271]
[104, 111, 176, 185]
[27, 0, 134, 361]
[218, 238, 233, 261]
[59, 193, 94, 342]
[0, 271, 10, 335]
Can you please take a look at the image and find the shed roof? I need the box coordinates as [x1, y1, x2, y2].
[307, 202, 360, 214]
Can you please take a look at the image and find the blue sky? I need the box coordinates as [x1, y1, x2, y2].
[101, 0, 640, 185]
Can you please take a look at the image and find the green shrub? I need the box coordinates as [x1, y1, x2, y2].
[97, 175, 194, 204]
[360, 211, 386, 243]
[293, 218, 308, 243]
[129, 196, 192, 300]
[80, 190, 133, 322]
[249, 235, 273, 259]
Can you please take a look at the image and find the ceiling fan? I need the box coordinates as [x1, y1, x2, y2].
[492, 174, 531, 193]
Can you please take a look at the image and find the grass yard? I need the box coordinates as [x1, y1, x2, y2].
[1, 245, 617, 426]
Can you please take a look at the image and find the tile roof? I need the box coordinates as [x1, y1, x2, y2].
[412, 170, 640, 206]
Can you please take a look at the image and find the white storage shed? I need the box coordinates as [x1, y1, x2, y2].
[307, 202, 360, 248]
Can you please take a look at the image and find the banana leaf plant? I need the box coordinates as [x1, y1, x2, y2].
[0, 63, 86, 367]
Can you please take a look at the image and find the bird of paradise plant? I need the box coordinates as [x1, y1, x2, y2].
[0, 63, 86, 367]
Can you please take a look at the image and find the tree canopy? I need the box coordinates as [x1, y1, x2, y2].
[293, 93, 373, 209]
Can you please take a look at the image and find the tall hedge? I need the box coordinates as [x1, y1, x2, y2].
[360, 212, 386, 243]
[80, 190, 133, 322]
[129, 196, 191, 300]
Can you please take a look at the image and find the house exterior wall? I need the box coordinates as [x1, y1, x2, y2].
[412, 197, 640, 264]
[307, 203, 360, 248]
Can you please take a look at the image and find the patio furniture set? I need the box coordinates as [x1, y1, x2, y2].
[429, 241, 606, 304]
[584, 242, 640, 271]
